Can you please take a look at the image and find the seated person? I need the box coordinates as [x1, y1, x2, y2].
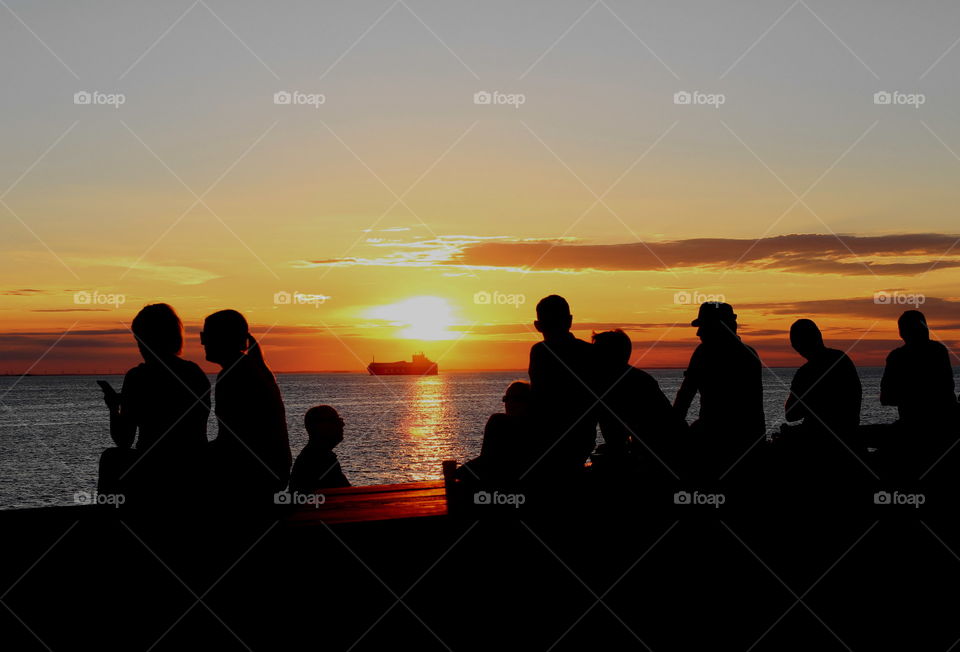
[881, 310, 957, 430]
[458, 381, 536, 484]
[289, 405, 350, 493]
[878, 310, 959, 477]
[674, 302, 765, 477]
[592, 329, 685, 469]
[98, 303, 210, 507]
[783, 319, 862, 442]
[528, 295, 598, 475]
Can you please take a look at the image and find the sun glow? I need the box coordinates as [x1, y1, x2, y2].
[367, 296, 457, 340]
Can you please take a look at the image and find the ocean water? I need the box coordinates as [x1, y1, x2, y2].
[0, 367, 918, 509]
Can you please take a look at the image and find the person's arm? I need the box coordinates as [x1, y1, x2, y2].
[105, 375, 136, 449]
[879, 351, 899, 406]
[784, 369, 808, 422]
[673, 350, 700, 421]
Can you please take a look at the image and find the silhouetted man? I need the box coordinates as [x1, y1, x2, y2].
[881, 310, 957, 430]
[202, 310, 292, 507]
[674, 302, 765, 474]
[528, 295, 597, 475]
[592, 329, 684, 467]
[290, 405, 350, 493]
[784, 319, 861, 440]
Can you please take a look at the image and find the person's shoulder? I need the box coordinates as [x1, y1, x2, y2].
[928, 340, 949, 354]
[485, 412, 511, 428]
[628, 366, 657, 384]
[825, 347, 855, 365]
[886, 345, 906, 362]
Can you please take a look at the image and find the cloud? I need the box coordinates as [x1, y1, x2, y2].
[740, 296, 960, 325]
[2, 289, 46, 296]
[447, 233, 960, 276]
[70, 258, 220, 285]
[304, 233, 960, 276]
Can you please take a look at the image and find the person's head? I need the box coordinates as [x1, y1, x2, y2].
[201, 309, 250, 365]
[304, 405, 344, 449]
[131, 303, 183, 361]
[898, 310, 929, 344]
[534, 295, 572, 337]
[592, 329, 632, 368]
[790, 319, 825, 359]
[691, 302, 738, 342]
[501, 380, 531, 416]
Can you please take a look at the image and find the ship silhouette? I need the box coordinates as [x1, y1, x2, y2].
[367, 352, 438, 376]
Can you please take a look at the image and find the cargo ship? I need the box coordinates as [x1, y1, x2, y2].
[367, 352, 438, 375]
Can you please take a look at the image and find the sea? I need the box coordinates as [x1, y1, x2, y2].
[0, 367, 927, 509]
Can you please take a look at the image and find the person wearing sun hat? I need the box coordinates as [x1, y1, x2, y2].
[674, 301, 766, 476]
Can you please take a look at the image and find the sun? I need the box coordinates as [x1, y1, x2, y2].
[367, 296, 457, 340]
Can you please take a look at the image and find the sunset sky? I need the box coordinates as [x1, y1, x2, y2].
[2, 0, 960, 373]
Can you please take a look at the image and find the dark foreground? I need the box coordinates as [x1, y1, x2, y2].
[2, 470, 960, 651]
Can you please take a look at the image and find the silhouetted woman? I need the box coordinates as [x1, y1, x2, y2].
[98, 303, 210, 506]
[457, 380, 536, 484]
[201, 310, 291, 507]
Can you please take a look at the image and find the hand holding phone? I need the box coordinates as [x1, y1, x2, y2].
[97, 380, 120, 412]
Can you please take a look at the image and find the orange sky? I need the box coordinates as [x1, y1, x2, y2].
[2, 2, 960, 374]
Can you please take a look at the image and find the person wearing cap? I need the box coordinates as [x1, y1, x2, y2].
[674, 302, 765, 471]
[783, 319, 862, 443]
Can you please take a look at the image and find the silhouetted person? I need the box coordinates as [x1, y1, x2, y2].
[783, 319, 862, 440]
[290, 405, 350, 493]
[674, 302, 765, 476]
[592, 329, 685, 472]
[457, 381, 536, 484]
[528, 295, 598, 475]
[878, 311, 958, 477]
[98, 303, 210, 507]
[202, 310, 292, 508]
[881, 311, 957, 429]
